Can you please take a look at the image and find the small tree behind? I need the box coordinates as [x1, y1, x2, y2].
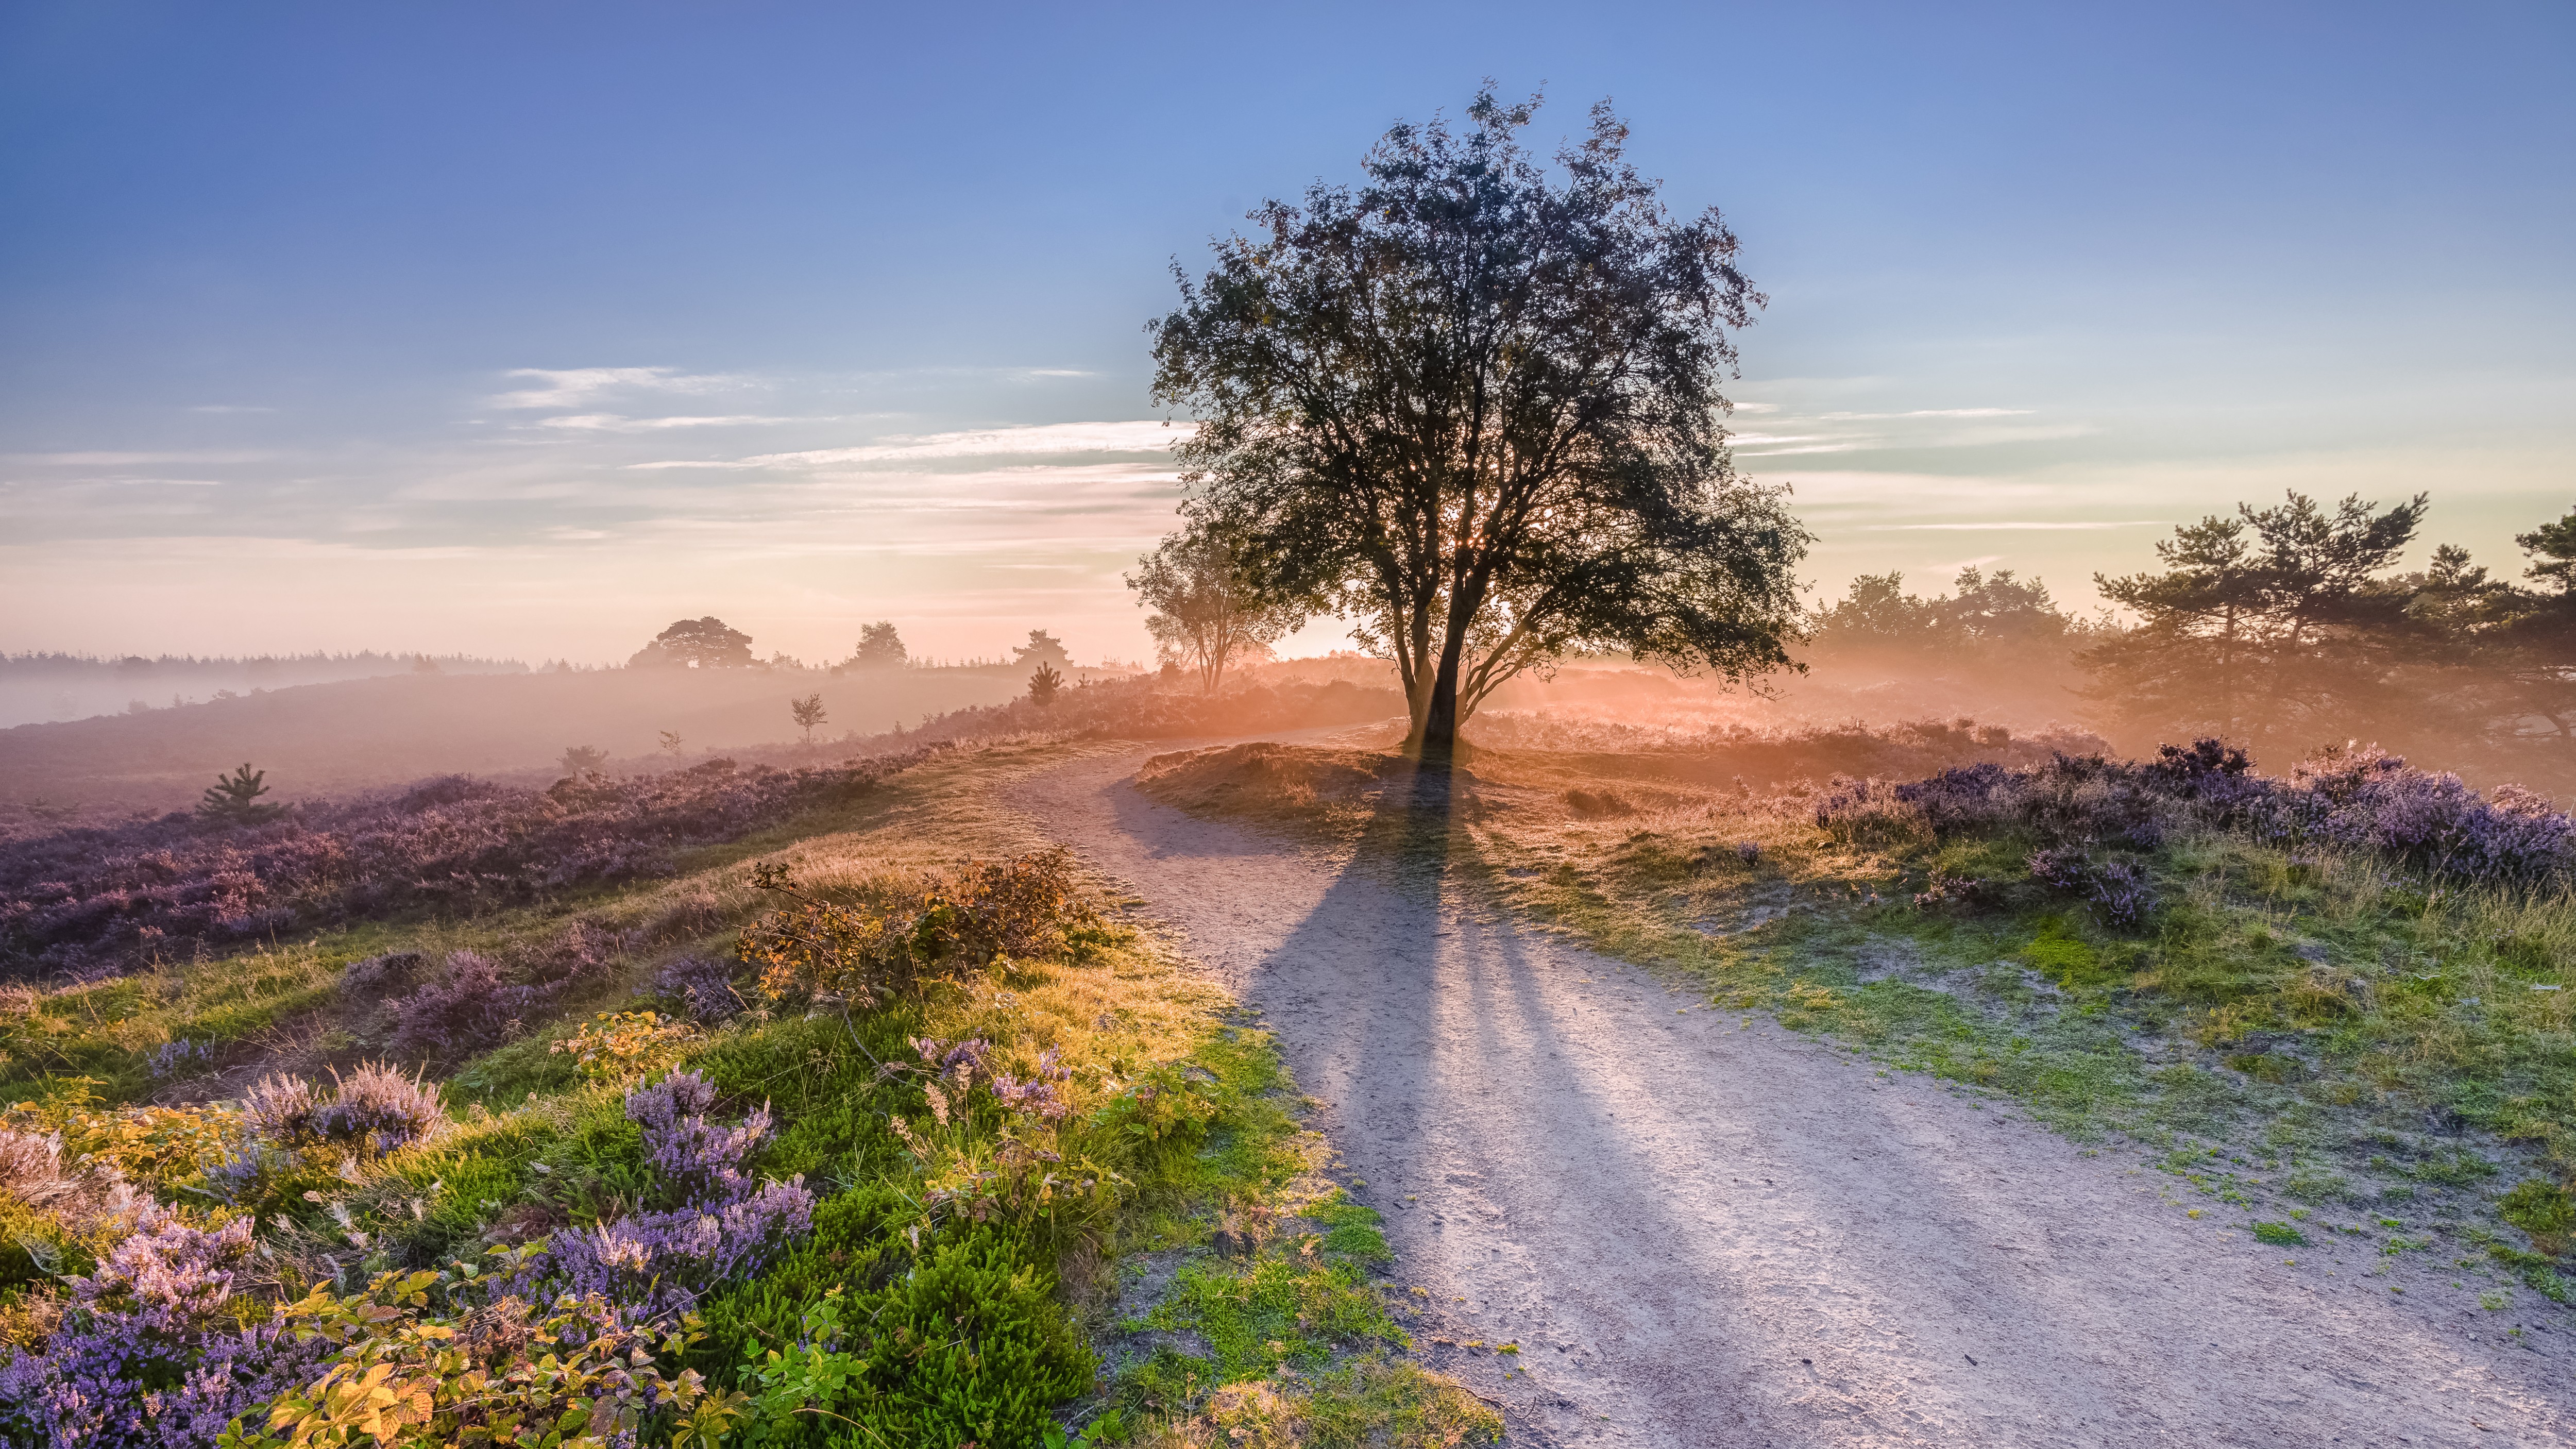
[198, 763, 283, 826]
[852, 621, 907, 669]
[559, 744, 609, 773]
[789, 693, 828, 744]
[658, 730, 686, 760]
[1027, 662, 1064, 707]
[1127, 524, 1304, 694]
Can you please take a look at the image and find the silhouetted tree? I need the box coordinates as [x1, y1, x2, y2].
[197, 763, 283, 826]
[658, 729, 686, 759]
[2084, 490, 2434, 749]
[790, 693, 828, 744]
[1149, 91, 1806, 757]
[559, 744, 609, 773]
[1127, 523, 1304, 694]
[629, 617, 755, 669]
[1027, 662, 1064, 707]
[1012, 629, 1071, 669]
[2483, 503, 2576, 743]
[1810, 567, 2084, 655]
[852, 621, 907, 668]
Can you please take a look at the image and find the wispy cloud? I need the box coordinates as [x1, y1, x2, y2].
[490, 367, 744, 410]
[1873, 520, 2167, 531]
[3, 450, 269, 465]
[537, 413, 801, 432]
[630, 419, 1191, 470]
[1815, 408, 2035, 420]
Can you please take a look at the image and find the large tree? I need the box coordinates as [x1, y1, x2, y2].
[1148, 92, 1808, 757]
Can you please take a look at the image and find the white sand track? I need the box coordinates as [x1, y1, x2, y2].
[1010, 751, 2572, 1448]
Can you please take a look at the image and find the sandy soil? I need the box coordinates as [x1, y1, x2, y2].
[1011, 750, 2574, 1449]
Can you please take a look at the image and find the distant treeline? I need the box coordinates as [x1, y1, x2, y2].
[1806, 493, 2576, 798]
[0, 650, 529, 680]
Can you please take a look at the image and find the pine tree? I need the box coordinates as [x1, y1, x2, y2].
[197, 762, 284, 825]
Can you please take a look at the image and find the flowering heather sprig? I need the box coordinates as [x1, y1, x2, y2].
[910, 1035, 993, 1088]
[2086, 861, 2157, 930]
[147, 1036, 218, 1082]
[539, 1178, 815, 1325]
[628, 1069, 772, 1207]
[2025, 847, 2096, 895]
[990, 1047, 1073, 1123]
[503, 1069, 812, 1327]
[239, 1071, 320, 1142]
[306, 1062, 443, 1156]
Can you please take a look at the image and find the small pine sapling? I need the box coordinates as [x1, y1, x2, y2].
[1028, 662, 1064, 707]
[658, 729, 686, 760]
[197, 762, 283, 826]
[560, 744, 609, 773]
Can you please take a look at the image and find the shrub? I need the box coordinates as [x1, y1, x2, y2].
[553, 1010, 703, 1084]
[240, 1063, 442, 1158]
[2086, 861, 2157, 931]
[385, 951, 555, 1065]
[1867, 737, 2572, 890]
[2026, 846, 2095, 894]
[651, 953, 746, 1023]
[741, 851, 1092, 1008]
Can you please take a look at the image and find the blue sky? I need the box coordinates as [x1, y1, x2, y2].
[2, 1, 2569, 665]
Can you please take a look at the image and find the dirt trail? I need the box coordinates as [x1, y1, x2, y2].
[1010, 751, 2572, 1448]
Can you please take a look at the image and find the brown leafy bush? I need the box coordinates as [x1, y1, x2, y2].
[738, 850, 1093, 1008]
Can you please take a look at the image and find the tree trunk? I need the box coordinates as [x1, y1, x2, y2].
[1416, 630, 1469, 761]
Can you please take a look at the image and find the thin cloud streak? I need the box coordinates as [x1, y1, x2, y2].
[490, 366, 744, 410]
[1873, 520, 2168, 531]
[630, 418, 1193, 469]
[537, 413, 802, 431]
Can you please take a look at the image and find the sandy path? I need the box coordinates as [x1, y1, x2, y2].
[1011, 752, 2572, 1448]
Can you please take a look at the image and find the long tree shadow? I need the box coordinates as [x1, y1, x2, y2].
[1222, 749, 2313, 1443]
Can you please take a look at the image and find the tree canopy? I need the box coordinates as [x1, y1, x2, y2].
[2083, 493, 2576, 768]
[1810, 567, 2088, 655]
[1127, 524, 1303, 694]
[1012, 629, 1070, 669]
[851, 621, 907, 669]
[1148, 91, 1808, 756]
[630, 617, 755, 669]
